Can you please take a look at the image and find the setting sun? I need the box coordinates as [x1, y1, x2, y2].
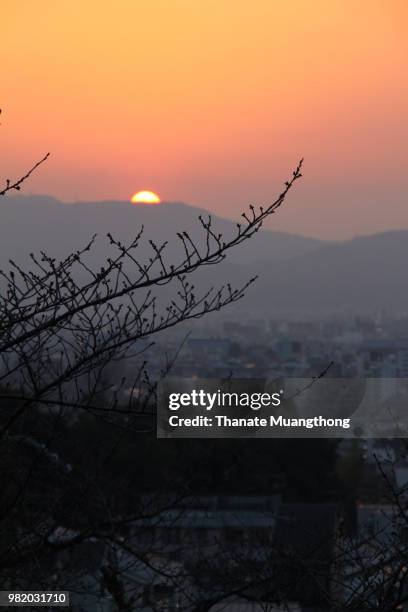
[131, 190, 161, 205]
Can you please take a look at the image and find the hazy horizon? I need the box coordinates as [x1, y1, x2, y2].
[6, 191, 408, 242]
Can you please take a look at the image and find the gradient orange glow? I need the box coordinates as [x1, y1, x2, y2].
[131, 191, 161, 205]
[1, 1, 408, 238]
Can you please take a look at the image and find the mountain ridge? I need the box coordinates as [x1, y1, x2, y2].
[1, 195, 325, 266]
[2, 195, 408, 314]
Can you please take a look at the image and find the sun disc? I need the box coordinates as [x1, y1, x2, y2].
[131, 190, 161, 204]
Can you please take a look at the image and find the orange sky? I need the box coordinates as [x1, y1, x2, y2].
[1, 0, 407, 238]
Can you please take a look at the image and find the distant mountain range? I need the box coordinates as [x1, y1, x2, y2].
[214, 230, 408, 316]
[0, 195, 406, 315]
[0, 195, 323, 266]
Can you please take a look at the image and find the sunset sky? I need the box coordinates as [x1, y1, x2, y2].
[1, 0, 407, 239]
